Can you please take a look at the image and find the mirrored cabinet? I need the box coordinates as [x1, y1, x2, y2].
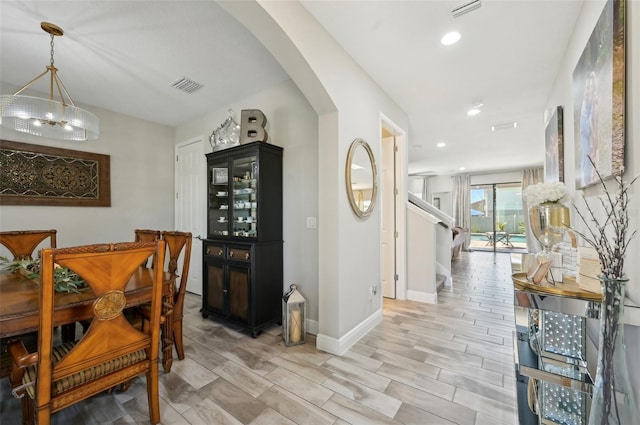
[202, 142, 283, 337]
[511, 254, 640, 425]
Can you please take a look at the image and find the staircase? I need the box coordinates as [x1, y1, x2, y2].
[406, 193, 455, 304]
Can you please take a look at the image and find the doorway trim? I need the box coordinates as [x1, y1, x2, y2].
[380, 114, 407, 301]
[175, 136, 207, 296]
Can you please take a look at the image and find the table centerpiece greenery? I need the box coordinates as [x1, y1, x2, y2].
[0, 256, 87, 294]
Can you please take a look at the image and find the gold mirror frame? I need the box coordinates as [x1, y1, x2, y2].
[345, 138, 377, 218]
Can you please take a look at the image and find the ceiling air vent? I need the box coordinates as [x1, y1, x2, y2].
[491, 122, 518, 132]
[170, 76, 203, 94]
[451, 0, 482, 18]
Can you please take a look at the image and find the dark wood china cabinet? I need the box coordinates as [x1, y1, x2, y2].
[201, 142, 283, 337]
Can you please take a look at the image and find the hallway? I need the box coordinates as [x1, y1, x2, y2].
[0, 250, 517, 424]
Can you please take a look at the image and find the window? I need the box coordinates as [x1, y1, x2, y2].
[469, 182, 526, 251]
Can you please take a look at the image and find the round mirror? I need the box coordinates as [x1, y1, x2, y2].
[345, 138, 377, 218]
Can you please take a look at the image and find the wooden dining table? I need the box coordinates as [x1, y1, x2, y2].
[0, 268, 176, 376]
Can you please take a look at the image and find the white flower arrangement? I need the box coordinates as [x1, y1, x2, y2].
[523, 181, 570, 206]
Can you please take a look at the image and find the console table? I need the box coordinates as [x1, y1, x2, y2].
[511, 254, 640, 425]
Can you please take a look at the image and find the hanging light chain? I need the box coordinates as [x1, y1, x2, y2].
[50, 32, 56, 67]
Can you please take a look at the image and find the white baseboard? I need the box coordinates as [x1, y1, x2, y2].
[407, 289, 438, 304]
[306, 319, 319, 335]
[315, 308, 382, 356]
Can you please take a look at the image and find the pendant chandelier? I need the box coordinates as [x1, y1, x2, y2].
[0, 22, 99, 141]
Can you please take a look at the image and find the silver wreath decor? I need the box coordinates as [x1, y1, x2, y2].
[209, 109, 241, 151]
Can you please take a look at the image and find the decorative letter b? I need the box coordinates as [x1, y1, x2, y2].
[240, 109, 268, 144]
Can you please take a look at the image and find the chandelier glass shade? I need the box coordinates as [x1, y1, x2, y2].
[0, 22, 99, 141]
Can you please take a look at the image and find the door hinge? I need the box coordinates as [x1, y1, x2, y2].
[176, 155, 179, 162]
[394, 188, 399, 195]
[394, 231, 398, 238]
[394, 274, 399, 281]
[176, 193, 179, 199]
[394, 145, 398, 152]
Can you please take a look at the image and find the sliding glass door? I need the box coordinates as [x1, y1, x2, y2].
[469, 182, 526, 252]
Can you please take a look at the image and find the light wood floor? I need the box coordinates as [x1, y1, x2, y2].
[0, 251, 518, 424]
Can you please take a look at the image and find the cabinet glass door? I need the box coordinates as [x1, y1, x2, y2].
[209, 162, 230, 238]
[231, 155, 257, 238]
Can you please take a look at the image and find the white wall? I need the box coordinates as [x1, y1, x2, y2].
[221, 1, 410, 354]
[545, 0, 640, 406]
[0, 82, 175, 252]
[407, 204, 438, 303]
[427, 170, 527, 212]
[174, 79, 320, 329]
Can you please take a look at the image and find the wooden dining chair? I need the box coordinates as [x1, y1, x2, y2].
[0, 230, 57, 377]
[7, 241, 166, 425]
[134, 229, 161, 268]
[160, 231, 192, 360]
[0, 230, 57, 260]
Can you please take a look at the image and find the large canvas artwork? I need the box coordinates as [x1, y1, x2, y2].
[544, 106, 564, 183]
[573, 0, 625, 189]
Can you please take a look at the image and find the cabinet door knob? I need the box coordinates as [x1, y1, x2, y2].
[245, 253, 250, 260]
[229, 251, 234, 257]
[223, 289, 228, 293]
[218, 249, 223, 256]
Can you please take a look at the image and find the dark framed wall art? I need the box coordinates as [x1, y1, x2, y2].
[544, 106, 564, 183]
[0, 140, 111, 206]
[573, 0, 625, 189]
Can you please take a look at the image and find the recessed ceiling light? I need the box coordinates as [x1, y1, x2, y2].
[467, 99, 483, 116]
[437, 142, 446, 148]
[459, 167, 466, 171]
[467, 108, 481, 116]
[441, 31, 461, 46]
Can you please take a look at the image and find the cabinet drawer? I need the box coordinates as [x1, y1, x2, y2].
[228, 248, 251, 261]
[205, 244, 225, 258]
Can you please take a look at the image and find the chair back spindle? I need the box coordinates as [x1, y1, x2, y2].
[160, 231, 192, 360]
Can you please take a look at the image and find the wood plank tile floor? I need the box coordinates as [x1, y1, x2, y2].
[0, 251, 518, 424]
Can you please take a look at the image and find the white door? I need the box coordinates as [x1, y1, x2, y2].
[381, 136, 396, 298]
[175, 138, 206, 296]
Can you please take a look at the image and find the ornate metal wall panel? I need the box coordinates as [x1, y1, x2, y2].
[0, 140, 110, 206]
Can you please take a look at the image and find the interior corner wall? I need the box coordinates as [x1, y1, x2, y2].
[222, 1, 410, 353]
[0, 82, 175, 251]
[174, 80, 321, 328]
[544, 0, 639, 407]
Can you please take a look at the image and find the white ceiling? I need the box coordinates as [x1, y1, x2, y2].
[0, 1, 585, 176]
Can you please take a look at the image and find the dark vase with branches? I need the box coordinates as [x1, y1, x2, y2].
[572, 159, 638, 425]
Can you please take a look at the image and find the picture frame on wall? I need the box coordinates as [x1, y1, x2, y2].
[544, 106, 564, 183]
[0, 140, 111, 207]
[573, 0, 625, 189]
